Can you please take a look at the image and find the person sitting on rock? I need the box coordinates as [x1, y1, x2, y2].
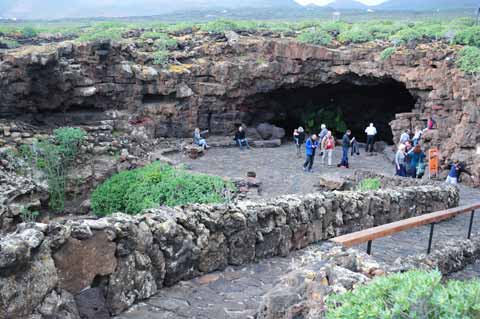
[294, 127, 306, 157]
[337, 130, 352, 168]
[303, 134, 319, 173]
[426, 114, 436, 130]
[321, 130, 335, 166]
[445, 160, 475, 185]
[234, 126, 250, 150]
[193, 128, 209, 149]
[364, 123, 377, 153]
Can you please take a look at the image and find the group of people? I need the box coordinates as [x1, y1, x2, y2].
[295, 123, 378, 173]
[193, 118, 474, 185]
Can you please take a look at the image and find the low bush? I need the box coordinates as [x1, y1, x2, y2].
[91, 162, 236, 216]
[390, 27, 423, 44]
[76, 28, 124, 42]
[453, 26, 480, 47]
[357, 178, 381, 191]
[326, 270, 480, 319]
[457, 46, 480, 75]
[21, 26, 38, 38]
[0, 37, 21, 49]
[338, 28, 373, 44]
[379, 47, 396, 60]
[297, 30, 333, 46]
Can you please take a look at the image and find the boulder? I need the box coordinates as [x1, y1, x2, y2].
[53, 231, 117, 295]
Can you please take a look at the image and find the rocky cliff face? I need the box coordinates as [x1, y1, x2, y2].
[0, 34, 478, 181]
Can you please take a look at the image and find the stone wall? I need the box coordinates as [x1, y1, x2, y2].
[0, 36, 479, 184]
[0, 183, 458, 318]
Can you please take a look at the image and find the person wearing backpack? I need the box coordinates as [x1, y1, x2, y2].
[321, 131, 335, 166]
[407, 144, 426, 178]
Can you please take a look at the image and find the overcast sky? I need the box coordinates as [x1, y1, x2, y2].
[295, 0, 387, 5]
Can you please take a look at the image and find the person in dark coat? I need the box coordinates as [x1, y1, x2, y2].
[445, 160, 475, 185]
[234, 126, 250, 150]
[293, 127, 306, 157]
[337, 130, 352, 168]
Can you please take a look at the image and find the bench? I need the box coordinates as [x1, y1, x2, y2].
[331, 202, 480, 255]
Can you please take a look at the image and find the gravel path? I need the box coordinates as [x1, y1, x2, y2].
[115, 145, 480, 319]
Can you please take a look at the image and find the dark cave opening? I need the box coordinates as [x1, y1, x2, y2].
[241, 76, 416, 144]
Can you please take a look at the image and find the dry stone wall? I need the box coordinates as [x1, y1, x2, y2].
[0, 183, 458, 318]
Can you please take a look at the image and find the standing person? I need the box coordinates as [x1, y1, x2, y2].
[234, 126, 250, 150]
[293, 127, 305, 157]
[318, 124, 328, 158]
[365, 123, 377, 153]
[303, 134, 319, 173]
[445, 160, 475, 185]
[399, 129, 410, 144]
[407, 144, 426, 178]
[412, 127, 423, 146]
[395, 144, 407, 177]
[337, 130, 352, 168]
[350, 136, 360, 156]
[193, 128, 209, 149]
[321, 130, 335, 166]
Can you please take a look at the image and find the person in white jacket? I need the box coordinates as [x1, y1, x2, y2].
[365, 123, 377, 153]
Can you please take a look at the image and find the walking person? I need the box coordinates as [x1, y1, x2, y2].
[365, 123, 377, 153]
[303, 134, 319, 173]
[321, 130, 335, 166]
[395, 144, 407, 177]
[445, 160, 475, 185]
[407, 144, 426, 178]
[193, 128, 209, 149]
[337, 130, 352, 168]
[234, 126, 250, 150]
[293, 127, 305, 157]
[318, 124, 328, 159]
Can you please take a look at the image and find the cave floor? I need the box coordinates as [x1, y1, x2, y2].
[166, 143, 395, 198]
[116, 146, 480, 319]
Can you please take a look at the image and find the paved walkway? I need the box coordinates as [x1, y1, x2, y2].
[116, 146, 480, 319]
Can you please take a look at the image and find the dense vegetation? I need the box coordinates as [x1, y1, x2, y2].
[91, 162, 236, 216]
[326, 270, 480, 319]
[1, 16, 479, 72]
[19, 127, 86, 212]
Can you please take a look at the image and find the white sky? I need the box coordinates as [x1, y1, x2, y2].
[295, 0, 387, 5]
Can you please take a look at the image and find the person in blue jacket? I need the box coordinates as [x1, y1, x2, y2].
[337, 130, 352, 168]
[303, 134, 319, 173]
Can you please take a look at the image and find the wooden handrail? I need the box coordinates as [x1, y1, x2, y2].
[331, 203, 480, 248]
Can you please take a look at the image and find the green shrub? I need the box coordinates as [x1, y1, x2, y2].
[458, 46, 480, 75]
[326, 270, 480, 319]
[357, 178, 381, 191]
[338, 28, 373, 44]
[21, 26, 38, 38]
[297, 30, 332, 46]
[380, 47, 396, 61]
[201, 19, 239, 33]
[152, 50, 169, 65]
[453, 26, 480, 47]
[20, 127, 86, 212]
[0, 37, 21, 49]
[91, 162, 236, 216]
[390, 27, 423, 44]
[76, 28, 124, 42]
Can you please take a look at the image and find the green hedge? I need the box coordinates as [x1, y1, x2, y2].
[327, 270, 480, 319]
[91, 162, 236, 216]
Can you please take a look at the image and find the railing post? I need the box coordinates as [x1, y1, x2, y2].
[468, 210, 475, 239]
[366, 240, 372, 255]
[427, 223, 435, 254]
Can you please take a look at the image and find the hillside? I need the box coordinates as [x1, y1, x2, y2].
[375, 0, 478, 10]
[326, 0, 368, 10]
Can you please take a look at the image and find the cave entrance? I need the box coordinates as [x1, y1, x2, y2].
[242, 76, 416, 144]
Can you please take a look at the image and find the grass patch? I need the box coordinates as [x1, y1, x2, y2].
[357, 178, 381, 191]
[91, 162, 236, 216]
